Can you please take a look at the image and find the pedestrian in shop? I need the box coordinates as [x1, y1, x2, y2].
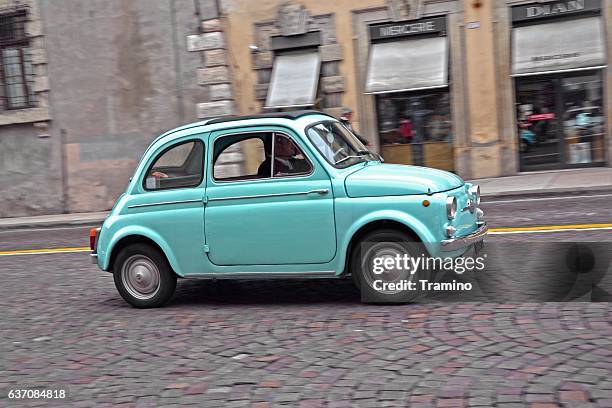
[398, 117, 413, 144]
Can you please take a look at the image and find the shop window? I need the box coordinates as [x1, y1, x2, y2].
[516, 78, 559, 169]
[0, 9, 35, 111]
[562, 74, 605, 164]
[365, 16, 452, 170]
[511, 3, 606, 171]
[375, 90, 453, 170]
[516, 71, 605, 171]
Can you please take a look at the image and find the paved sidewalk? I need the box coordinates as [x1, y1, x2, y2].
[0, 211, 108, 230]
[473, 167, 612, 198]
[1, 168, 611, 230]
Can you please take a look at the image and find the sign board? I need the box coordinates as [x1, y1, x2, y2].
[512, 0, 601, 23]
[369, 16, 446, 41]
[528, 113, 556, 121]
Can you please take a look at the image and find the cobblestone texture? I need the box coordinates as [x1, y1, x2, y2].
[1, 252, 611, 407]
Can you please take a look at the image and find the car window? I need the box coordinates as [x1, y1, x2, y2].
[213, 132, 312, 182]
[306, 121, 370, 168]
[144, 140, 204, 190]
[214, 134, 271, 181]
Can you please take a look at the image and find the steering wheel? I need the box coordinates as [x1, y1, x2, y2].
[333, 147, 346, 159]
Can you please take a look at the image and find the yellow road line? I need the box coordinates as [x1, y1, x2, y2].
[0, 223, 611, 256]
[489, 223, 612, 232]
[0, 247, 89, 256]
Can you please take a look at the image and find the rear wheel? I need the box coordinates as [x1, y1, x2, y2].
[350, 229, 429, 303]
[113, 243, 177, 308]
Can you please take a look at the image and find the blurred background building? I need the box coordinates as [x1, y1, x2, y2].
[0, 0, 610, 216]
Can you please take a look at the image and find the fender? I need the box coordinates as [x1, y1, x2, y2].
[338, 209, 439, 272]
[102, 225, 184, 276]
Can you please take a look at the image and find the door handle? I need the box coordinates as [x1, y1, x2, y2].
[308, 189, 329, 195]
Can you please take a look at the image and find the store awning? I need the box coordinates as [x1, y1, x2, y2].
[365, 36, 448, 94]
[265, 52, 321, 108]
[512, 17, 606, 77]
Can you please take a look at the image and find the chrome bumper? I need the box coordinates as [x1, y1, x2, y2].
[90, 253, 98, 264]
[441, 222, 488, 252]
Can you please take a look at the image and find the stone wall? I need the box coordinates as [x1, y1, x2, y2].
[0, 124, 62, 217]
[187, 12, 243, 176]
[0, 0, 244, 216]
[251, 4, 345, 116]
[0, 0, 60, 217]
[35, 0, 214, 213]
[188, 18, 236, 118]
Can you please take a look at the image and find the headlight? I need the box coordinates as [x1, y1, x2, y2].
[446, 196, 457, 220]
[469, 185, 481, 206]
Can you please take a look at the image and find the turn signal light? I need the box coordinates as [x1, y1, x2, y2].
[89, 228, 100, 251]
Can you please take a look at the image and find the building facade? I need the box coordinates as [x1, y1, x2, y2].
[0, 0, 610, 217]
[0, 0, 231, 217]
[219, 0, 611, 178]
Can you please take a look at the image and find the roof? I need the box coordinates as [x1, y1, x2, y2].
[205, 110, 335, 125]
[149, 110, 336, 150]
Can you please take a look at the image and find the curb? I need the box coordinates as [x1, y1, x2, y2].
[0, 214, 108, 232]
[481, 185, 612, 200]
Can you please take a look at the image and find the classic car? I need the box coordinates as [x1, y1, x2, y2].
[90, 110, 487, 307]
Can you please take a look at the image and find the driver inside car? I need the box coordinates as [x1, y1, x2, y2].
[258, 135, 309, 176]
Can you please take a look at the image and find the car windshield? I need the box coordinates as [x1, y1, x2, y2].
[306, 121, 375, 168]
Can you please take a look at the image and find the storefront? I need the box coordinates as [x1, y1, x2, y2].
[364, 16, 454, 171]
[511, 0, 607, 171]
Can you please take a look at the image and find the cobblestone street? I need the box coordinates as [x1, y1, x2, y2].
[2, 248, 611, 407]
[1, 0, 612, 406]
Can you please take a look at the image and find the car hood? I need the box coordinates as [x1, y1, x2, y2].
[344, 163, 464, 197]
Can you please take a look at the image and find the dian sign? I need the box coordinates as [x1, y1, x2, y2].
[512, 0, 600, 22]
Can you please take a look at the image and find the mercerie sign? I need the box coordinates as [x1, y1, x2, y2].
[512, 0, 600, 23]
[369, 16, 446, 41]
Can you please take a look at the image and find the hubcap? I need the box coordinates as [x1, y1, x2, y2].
[361, 242, 415, 295]
[121, 255, 161, 300]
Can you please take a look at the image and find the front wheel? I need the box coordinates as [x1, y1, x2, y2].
[113, 243, 177, 308]
[351, 229, 430, 303]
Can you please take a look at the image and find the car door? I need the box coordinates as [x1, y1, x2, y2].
[204, 128, 336, 266]
[129, 137, 206, 276]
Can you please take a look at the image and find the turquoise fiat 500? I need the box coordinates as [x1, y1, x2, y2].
[90, 110, 487, 307]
